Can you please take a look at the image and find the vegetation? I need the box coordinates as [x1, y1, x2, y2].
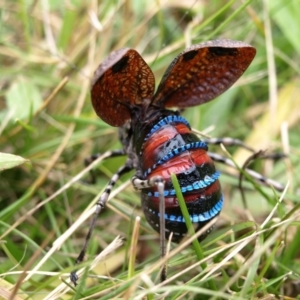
[1, 0, 299, 299]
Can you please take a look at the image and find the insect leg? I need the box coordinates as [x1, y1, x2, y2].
[204, 137, 255, 151]
[208, 152, 284, 191]
[132, 175, 167, 281]
[70, 161, 133, 285]
[84, 149, 126, 183]
[84, 149, 126, 166]
[204, 137, 285, 161]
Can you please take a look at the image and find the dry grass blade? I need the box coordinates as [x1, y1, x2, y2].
[1, 1, 298, 299]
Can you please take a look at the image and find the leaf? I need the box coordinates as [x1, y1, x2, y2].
[0, 153, 29, 171]
[5, 77, 43, 121]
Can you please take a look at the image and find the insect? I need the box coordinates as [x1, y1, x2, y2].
[71, 39, 258, 285]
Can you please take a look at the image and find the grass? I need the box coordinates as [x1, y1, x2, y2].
[1, 0, 300, 299]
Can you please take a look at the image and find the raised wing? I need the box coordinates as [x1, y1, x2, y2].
[91, 48, 155, 127]
[152, 39, 256, 108]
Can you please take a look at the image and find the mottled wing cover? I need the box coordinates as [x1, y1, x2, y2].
[91, 49, 155, 126]
[152, 39, 256, 108]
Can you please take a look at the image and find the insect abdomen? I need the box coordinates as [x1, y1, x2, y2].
[140, 115, 223, 242]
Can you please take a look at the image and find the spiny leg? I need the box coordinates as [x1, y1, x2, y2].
[204, 137, 255, 152]
[237, 150, 280, 208]
[84, 149, 126, 183]
[70, 161, 133, 285]
[132, 176, 167, 282]
[208, 151, 284, 191]
[204, 137, 285, 161]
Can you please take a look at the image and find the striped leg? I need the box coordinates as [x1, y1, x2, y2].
[132, 175, 167, 282]
[70, 161, 133, 285]
[84, 149, 126, 183]
[204, 137, 285, 161]
[204, 137, 255, 151]
[208, 152, 284, 191]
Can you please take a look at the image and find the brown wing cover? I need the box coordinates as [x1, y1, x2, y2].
[91, 49, 155, 126]
[91, 40, 256, 126]
[152, 39, 256, 108]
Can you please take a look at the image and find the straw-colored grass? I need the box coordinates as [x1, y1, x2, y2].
[0, 0, 299, 299]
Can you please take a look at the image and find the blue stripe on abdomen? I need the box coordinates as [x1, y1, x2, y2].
[147, 194, 223, 223]
[145, 115, 191, 140]
[147, 171, 220, 197]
